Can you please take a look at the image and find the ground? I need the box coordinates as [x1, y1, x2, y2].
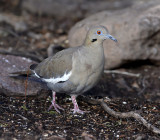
[0, 65, 160, 139]
[0, 93, 159, 139]
[0, 2, 160, 139]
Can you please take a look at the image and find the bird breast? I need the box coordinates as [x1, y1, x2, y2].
[69, 47, 104, 93]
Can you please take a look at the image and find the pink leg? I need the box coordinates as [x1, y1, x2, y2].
[71, 95, 84, 114]
[48, 91, 64, 113]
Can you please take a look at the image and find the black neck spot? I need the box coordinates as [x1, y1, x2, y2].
[91, 39, 97, 42]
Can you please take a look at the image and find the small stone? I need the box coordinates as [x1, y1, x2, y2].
[43, 133, 48, 137]
[122, 101, 127, 105]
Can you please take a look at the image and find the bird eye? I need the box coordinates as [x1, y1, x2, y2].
[97, 30, 101, 35]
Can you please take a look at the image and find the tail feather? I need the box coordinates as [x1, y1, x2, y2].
[9, 69, 33, 77]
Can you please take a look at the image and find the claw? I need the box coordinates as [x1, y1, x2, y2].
[48, 91, 64, 113]
[72, 108, 85, 114]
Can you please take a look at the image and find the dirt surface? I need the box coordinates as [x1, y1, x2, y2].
[0, 1, 160, 139]
[0, 94, 159, 139]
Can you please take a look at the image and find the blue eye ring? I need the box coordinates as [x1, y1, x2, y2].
[97, 30, 101, 35]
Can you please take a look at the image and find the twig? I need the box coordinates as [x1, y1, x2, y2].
[104, 70, 140, 77]
[81, 96, 160, 135]
[24, 69, 30, 106]
[17, 114, 28, 121]
[137, 77, 147, 95]
[0, 27, 28, 45]
[133, 134, 147, 140]
[101, 101, 160, 134]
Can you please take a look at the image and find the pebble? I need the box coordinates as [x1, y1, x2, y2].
[122, 101, 127, 104]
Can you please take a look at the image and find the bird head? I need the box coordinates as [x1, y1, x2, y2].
[84, 25, 117, 45]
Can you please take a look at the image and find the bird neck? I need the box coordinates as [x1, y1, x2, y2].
[84, 37, 103, 48]
[82, 38, 104, 60]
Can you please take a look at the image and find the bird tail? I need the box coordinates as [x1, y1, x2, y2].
[9, 69, 33, 77]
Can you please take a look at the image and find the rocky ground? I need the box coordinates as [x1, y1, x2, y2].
[0, 0, 160, 139]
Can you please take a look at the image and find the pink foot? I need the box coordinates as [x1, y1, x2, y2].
[48, 91, 64, 113]
[72, 108, 85, 114]
[71, 95, 85, 114]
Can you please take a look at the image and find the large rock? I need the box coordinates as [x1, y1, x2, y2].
[22, 0, 132, 19]
[68, 0, 160, 69]
[0, 54, 50, 97]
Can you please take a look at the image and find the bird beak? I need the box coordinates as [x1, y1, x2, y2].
[106, 34, 118, 42]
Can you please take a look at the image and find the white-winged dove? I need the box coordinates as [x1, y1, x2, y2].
[12, 25, 117, 114]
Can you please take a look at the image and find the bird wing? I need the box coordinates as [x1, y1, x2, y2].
[30, 47, 79, 83]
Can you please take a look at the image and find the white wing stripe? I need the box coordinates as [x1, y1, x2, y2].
[34, 70, 40, 78]
[42, 71, 72, 84]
